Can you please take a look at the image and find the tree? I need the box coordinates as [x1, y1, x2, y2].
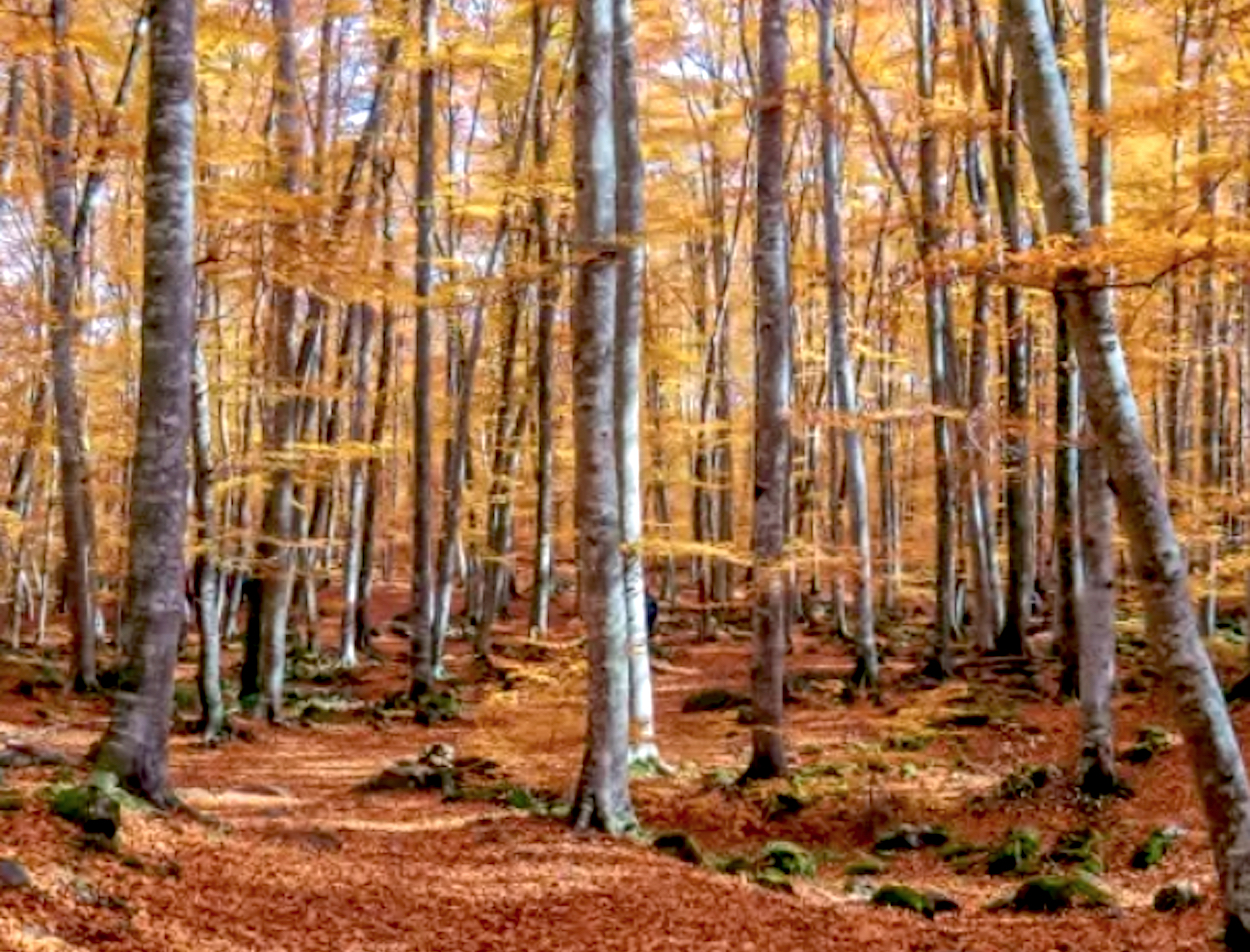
[744, 0, 791, 781]
[614, 0, 661, 766]
[819, 0, 877, 692]
[1076, 0, 1118, 797]
[1004, 0, 1250, 938]
[570, 0, 635, 832]
[93, 0, 196, 800]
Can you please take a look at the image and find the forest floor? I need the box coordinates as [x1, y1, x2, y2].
[0, 581, 1240, 951]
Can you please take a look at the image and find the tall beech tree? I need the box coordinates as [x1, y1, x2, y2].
[1004, 0, 1250, 937]
[571, 0, 635, 831]
[744, 0, 791, 781]
[93, 0, 196, 800]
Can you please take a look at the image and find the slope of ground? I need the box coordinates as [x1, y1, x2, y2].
[0, 585, 1233, 951]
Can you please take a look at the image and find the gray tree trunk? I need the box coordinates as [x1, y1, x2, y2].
[529, 4, 557, 638]
[614, 0, 660, 765]
[1005, 0, 1250, 937]
[93, 0, 195, 799]
[339, 302, 374, 664]
[410, 0, 438, 696]
[743, 0, 790, 781]
[917, 0, 956, 675]
[255, 0, 304, 720]
[571, 0, 634, 833]
[819, 0, 876, 691]
[1075, 0, 1118, 796]
[192, 303, 224, 741]
[47, 0, 98, 691]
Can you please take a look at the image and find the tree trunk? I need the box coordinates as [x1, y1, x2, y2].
[255, 0, 304, 721]
[570, 0, 635, 833]
[47, 0, 98, 691]
[410, 0, 438, 696]
[917, 0, 956, 676]
[1075, 0, 1118, 796]
[93, 0, 195, 799]
[191, 301, 224, 741]
[1005, 0, 1250, 937]
[820, 0, 876, 690]
[613, 0, 660, 765]
[743, 0, 790, 781]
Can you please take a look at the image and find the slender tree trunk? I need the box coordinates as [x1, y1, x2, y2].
[571, 0, 635, 832]
[529, 10, 557, 638]
[1076, 0, 1118, 796]
[339, 303, 374, 664]
[192, 298, 224, 741]
[255, 0, 304, 720]
[613, 0, 660, 765]
[410, 0, 438, 696]
[47, 0, 98, 691]
[744, 0, 790, 781]
[917, 0, 956, 676]
[93, 0, 195, 799]
[1006, 0, 1250, 937]
[820, 0, 876, 690]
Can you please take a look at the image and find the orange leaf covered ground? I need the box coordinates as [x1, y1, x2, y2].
[0, 585, 1231, 951]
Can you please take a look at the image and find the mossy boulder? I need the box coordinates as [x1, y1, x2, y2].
[874, 824, 948, 853]
[759, 841, 816, 878]
[1130, 826, 1184, 870]
[997, 764, 1058, 801]
[0, 789, 23, 812]
[845, 857, 887, 877]
[993, 875, 1112, 913]
[871, 884, 958, 919]
[987, 827, 1041, 876]
[1046, 827, 1103, 873]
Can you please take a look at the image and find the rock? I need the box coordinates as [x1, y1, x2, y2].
[680, 688, 751, 713]
[653, 831, 704, 866]
[1154, 881, 1202, 912]
[759, 841, 816, 878]
[844, 857, 886, 877]
[359, 743, 458, 795]
[0, 859, 30, 888]
[995, 875, 1113, 913]
[871, 884, 936, 918]
[1131, 825, 1184, 870]
[874, 825, 948, 853]
[987, 827, 1041, 875]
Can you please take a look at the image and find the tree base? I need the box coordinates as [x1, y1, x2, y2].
[1225, 914, 1250, 951]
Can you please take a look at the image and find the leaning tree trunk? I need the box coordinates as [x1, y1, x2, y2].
[93, 0, 195, 800]
[570, 0, 635, 833]
[1005, 0, 1250, 938]
[820, 0, 877, 692]
[614, 0, 660, 766]
[743, 0, 791, 782]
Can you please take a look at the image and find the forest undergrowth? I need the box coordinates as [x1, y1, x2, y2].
[0, 581, 1236, 951]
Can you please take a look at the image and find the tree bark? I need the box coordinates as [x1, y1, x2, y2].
[744, 0, 790, 781]
[1005, 0, 1250, 937]
[820, 0, 877, 691]
[410, 0, 438, 696]
[93, 0, 196, 799]
[571, 0, 635, 832]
